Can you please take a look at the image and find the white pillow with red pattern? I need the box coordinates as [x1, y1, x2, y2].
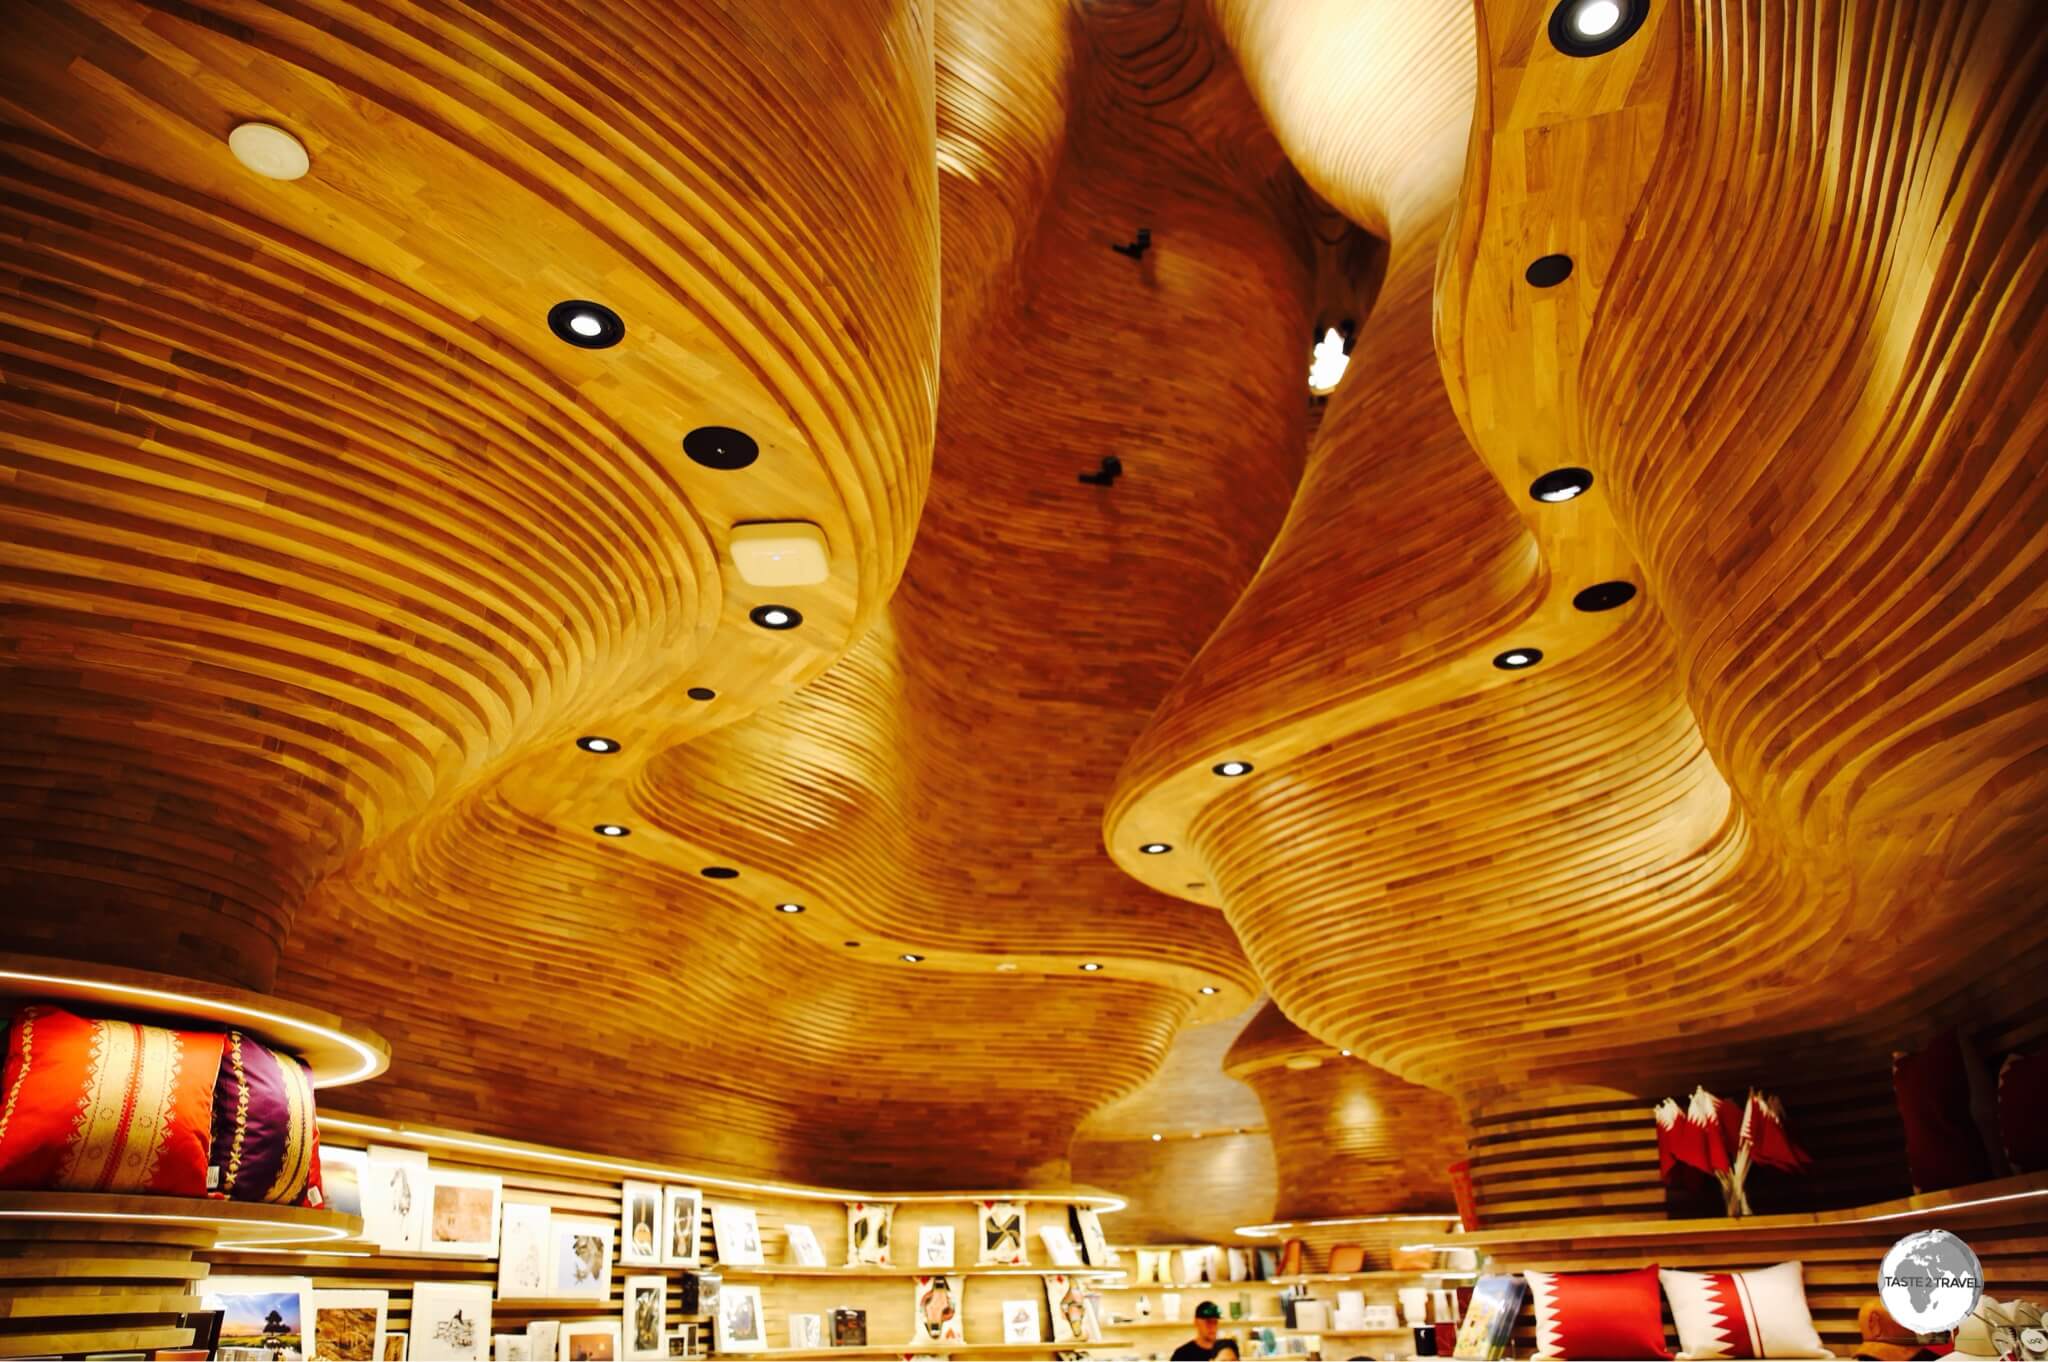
[1659, 1261, 1831, 1359]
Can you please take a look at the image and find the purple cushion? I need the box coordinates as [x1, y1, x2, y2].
[211, 1030, 322, 1204]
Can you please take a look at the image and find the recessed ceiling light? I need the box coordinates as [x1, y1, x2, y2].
[700, 866, 739, 880]
[1199, 985, 1220, 996]
[687, 686, 717, 701]
[1140, 842, 1172, 855]
[900, 953, 924, 963]
[775, 902, 804, 914]
[547, 300, 625, 349]
[683, 425, 760, 470]
[576, 735, 620, 754]
[1573, 580, 1639, 612]
[749, 604, 802, 630]
[1212, 760, 1253, 778]
[1150, 1133, 1163, 1142]
[594, 823, 630, 838]
[1529, 467, 1594, 503]
[1493, 648, 1543, 670]
[1525, 254, 1574, 288]
[997, 962, 1019, 972]
[228, 122, 310, 181]
[1340, 1049, 1352, 1057]
[1079, 962, 1103, 972]
[1549, 0, 1647, 55]
[1307, 325, 1351, 395]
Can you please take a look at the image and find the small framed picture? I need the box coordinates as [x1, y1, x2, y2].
[559, 1321, 621, 1361]
[662, 1186, 703, 1268]
[623, 1276, 666, 1360]
[715, 1285, 766, 1354]
[784, 1222, 826, 1267]
[663, 1325, 697, 1360]
[621, 1182, 663, 1267]
[918, 1225, 954, 1268]
[710, 1204, 762, 1267]
[551, 1217, 615, 1302]
[419, 1170, 503, 1259]
[382, 1333, 409, 1361]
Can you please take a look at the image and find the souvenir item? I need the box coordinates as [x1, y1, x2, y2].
[846, 1201, 893, 1266]
[912, 1275, 966, 1344]
[419, 1169, 502, 1258]
[551, 1216, 615, 1301]
[410, 1282, 493, 1362]
[716, 1286, 766, 1354]
[711, 1203, 763, 1266]
[786, 1222, 827, 1267]
[621, 1182, 663, 1266]
[663, 1187, 703, 1268]
[499, 1204, 552, 1298]
[1003, 1300, 1042, 1344]
[624, 1275, 667, 1360]
[201, 1277, 315, 1361]
[919, 1225, 955, 1268]
[313, 1289, 390, 1361]
[831, 1309, 868, 1348]
[559, 1322, 621, 1362]
[979, 1200, 1027, 1266]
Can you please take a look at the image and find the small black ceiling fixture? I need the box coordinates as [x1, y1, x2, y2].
[548, 300, 624, 349]
[1079, 455, 1123, 487]
[1079, 962, 1103, 972]
[775, 902, 804, 914]
[1526, 254, 1574, 288]
[683, 425, 759, 470]
[1574, 580, 1639, 612]
[1111, 227, 1151, 260]
[593, 823, 631, 838]
[1493, 647, 1544, 670]
[1140, 842, 1172, 855]
[687, 686, 717, 701]
[1212, 760, 1253, 777]
[749, 604, 802, 630]
[1199, 985, 1220, 995]
[1549, 0, 1649, 56]
[1530, 466, 1595, 503]
[700, 866, 739, 880]
[900, 952, 925, 963]
[576, 735, 621, 754]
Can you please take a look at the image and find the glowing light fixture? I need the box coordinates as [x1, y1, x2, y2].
[1308, 327, 1351, 394]
[228, 122, 310, 180]
[1140, 842, 1172, 855]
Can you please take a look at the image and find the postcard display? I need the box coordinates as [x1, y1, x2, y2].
[193, 1127, 1133, 1361]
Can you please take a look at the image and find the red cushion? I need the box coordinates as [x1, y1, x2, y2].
[0, 1004, 224, 1195]
[1892, 1031, 1993, 1192]
[1999, 1047, 2048, 1171]
[1526, 1266, 1671, 1360]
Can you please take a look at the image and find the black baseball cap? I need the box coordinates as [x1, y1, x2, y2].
[1195, 1302, 1222, 1320]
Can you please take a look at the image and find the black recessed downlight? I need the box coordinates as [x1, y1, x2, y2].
[900, 953, 924, 963]
[1212, 760, 1254, 777]
[1140, 842, 1172, 855]
[1548, 0, 1649, 56]
[750, 604, 802, 630]
[1573, 580, 1639, 612]
[576, 735, 621, 754]
[1079, 962, 1103, 972]
[687, 686, 717, 701]
[594, 823, 630, 838]
[548, 300, 624, 349]
[1199, 985, 1220, 995]
[776, 902, 804, 914]
[701, 866, 739, 880]
[1493, 648, 1544, 670]
[683, 425, 760, 471]
[1530, 467, 1595, 503]
[1525, 254, 1574, 288]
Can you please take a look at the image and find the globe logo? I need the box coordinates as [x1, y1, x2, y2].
[1879, 1230, 1983, 1333]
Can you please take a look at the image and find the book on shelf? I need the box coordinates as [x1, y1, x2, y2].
[831, 1306, 868, 1348]
[1452, 1274, 1526, 1361]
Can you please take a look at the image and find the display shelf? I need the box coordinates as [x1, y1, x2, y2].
[0, 952, 391, 1087]
[716, 1264, 1128, 1279]
[752, 1343, 1135, 1358]
[1272, 1271, 1475, 1284]
[1110, 1317, 1288, 1328]
[0, 1189, 362, 1249]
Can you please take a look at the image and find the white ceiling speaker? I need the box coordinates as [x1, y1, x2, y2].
[228, 122, 310, 181]
[729, 521, 830, 587]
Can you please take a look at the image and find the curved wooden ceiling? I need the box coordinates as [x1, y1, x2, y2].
[3, 0, 2044, 1208]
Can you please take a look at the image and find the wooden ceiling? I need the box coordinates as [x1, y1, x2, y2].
[2, 0, 2043, 1212]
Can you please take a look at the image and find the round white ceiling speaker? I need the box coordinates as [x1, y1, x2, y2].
[228, 122, 310, 181]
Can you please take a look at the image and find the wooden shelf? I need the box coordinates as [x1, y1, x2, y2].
[0, 1190, 362, 1249]
[1272, 1272, 1475, 1284]
[752, 1342, 1135, 1358]
[717, 1264, 1126, 1280]
[1111, 1318, 1287, 1328]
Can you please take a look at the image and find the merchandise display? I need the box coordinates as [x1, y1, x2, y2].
[624, 1275, 666, 1360]
[981, 1199, 1029, 1266]
[621, 1182, 663, 1266]
[912, 1274, 967, 1344]
[1525, 1266, 1671, 1361]
[847, 1201, 894, 1267]
[420, 1168, 503, 1258]
[831, 1307, 869, 1347]
[1660, 1262, 1829, 1360]
[712, 1202, 764, 1266]
[664, 1186, 704, 1268]
[715, 1285, 766, 1354]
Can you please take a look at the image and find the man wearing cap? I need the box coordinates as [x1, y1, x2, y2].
[1171, 1301, 1235, 1361]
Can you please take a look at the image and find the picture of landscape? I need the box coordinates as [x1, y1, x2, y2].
[315, 1303, 380, 1359]
[216, 1289, 306, 1356]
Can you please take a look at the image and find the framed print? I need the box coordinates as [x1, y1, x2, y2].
[623, 1276, 666, 1360]
[201, 1276, 314, 1361]
[559, 1322, 620, 1362]
[1044, 1274, 1099, 1344]
[500, 1203, 552, 1298]
[663, 1326, 696, 1359]
[494, 1338, 532, 1362]
[710, 1203, 762, 1266]
[420, 1169, 502, 1258]
[845, 1201, 892, 1266]
[1037, 1224, 1079, 1267]
[1069, 1207, 1109, 1268]
[784, 1222, 826, 1267]
[661, 1185, 702, 1268]
[918, 1225, 954, 1268]
[551, 1216, 615, 1301]
[911, 1275, 965, 1345]
[621, 1181, 662, 1266]
[382, 1334, 409, 1361]
[313, 1288, 389, 1361]
[525, 1324, 560, 1360]
[789, 1316, 822, 1350]
[321, 1146, 369, 1227]
[365, 1147, 428, 1252]
[978, 1200, 1026, 1266]
[1002, 1299, 1041, 1344]
[714, 1285, 766, 1354]
[410, 1282, 492, 1362]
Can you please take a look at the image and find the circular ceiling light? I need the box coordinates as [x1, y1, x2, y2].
[1139, 842, 1172, 855]
[1549, 0, 1648, 55]
[1340, 1049, 1353, 1057]
[576, 735, 621, 754]
[228, 122, 311, 181]
[547, 300, 625, 349]
[1530, 467, 1595, 503]
[1150, 1133, 1163, 1142]
[1493, 648, 1544, 670]
[900, 953, 924, 963]
[996, 962, 1019, 973]
[1079, 962, 1103, 973]
[1212, 760, 1254, 778]
[683, 426, 760, 470]
[775, 902, 804, 914]
[1525, 254, 1575, 288]
[700, 866, 739, 880]
[1307, 325, 1351, 395]
[1573, 580, 1639, 612]
[594, 823, 630, 838]
[749, 604, 802, 630]
[687, 686, 716, 701]
[1199, 986, 1220, 996]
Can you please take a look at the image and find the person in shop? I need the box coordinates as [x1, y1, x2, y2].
[1173, 1301, 1239, 1361]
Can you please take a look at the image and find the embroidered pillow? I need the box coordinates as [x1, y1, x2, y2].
[1526, 1265, 1671, 1360]
[1660, 1261, 1830, 1359]
[211, 1030, 324, 1205]
[0, 1004, 224, 1195]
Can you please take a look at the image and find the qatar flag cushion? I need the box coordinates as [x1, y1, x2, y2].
[1526, 1265, 1671, 1360]
[1659, 1261, 1831, 1359]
